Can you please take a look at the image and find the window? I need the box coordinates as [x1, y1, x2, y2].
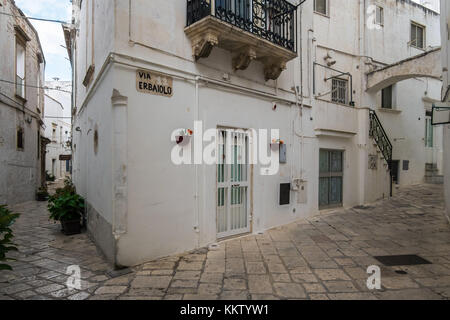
[332, 78, 348, 104]
[17, 127, 24, 150]
[37, 130, 40, 159]
[425, 117, 433, 148]
[314, 0, 328, 15]
[16, 40, 26, 98]
[382, 85, 393, 109]
[375, 6, 384, 26]
[411, 22, 425, 49]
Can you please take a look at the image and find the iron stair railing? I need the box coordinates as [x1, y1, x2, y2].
[369, 109, 393, 169]
[369, 109, 393, 196]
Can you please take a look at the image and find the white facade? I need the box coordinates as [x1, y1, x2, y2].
[69, 0, 441, 266]
[440, 0, 450, 223]
[0, 0, 46, 205]
[43, 94, 71, 180]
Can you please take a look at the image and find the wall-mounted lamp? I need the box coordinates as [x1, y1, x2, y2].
[75, 127, 81, 132]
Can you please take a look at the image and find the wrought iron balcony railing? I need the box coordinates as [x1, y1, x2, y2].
[369, 110, 393, 170]
[187, 0, 297, 53]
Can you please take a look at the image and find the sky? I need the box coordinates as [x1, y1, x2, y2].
[13, 0, 440, 83]
[15, 0, 72, 81]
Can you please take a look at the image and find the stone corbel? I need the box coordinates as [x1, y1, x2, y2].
[232, 47, 257, 71]
[192, 32, 219, 61]
[263, 59, 287, 81]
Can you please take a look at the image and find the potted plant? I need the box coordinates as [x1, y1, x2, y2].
[46, 171, 55, 182]
[0, 205, 20, 270]
[48, 192, 85, 235]
[36, 186, 49, 201]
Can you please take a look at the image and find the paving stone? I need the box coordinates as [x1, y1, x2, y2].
[291, 273, 318, 283]
[381, 277, 420, 290]
[198, 283, 222, 295]
[35, 283, 65, 294]
[170, 280, 198, 288]
[94, 286, 127, 295]
[67, 291, 90, 300]
[200, 272, 224, 284]
[220, 291, 250, 300]
[1, 283, 32, 295]
[131, 276, 172, 289]
[309, 294, 329, 300]
[327, 293, 378, 300]
[251, 294, 280, 300]
[248, 275, 273, 294]
[273, 283, 306, 299]
[224, 278, 247, 290]
[13, 290, 36, 299]
[245, 262, 267, 274]
[177, 261, 204, 271]
[314, 269, 351, 281]
[104, 275, 133, 286]
[173, 271, 201, 280]
[374, 288, 443, 300]
[323, 281, 359, 293]
[303, 283, 327, 293]
[415, 276, 450, 287]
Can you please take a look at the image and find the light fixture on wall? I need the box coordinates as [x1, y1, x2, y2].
[324, 50, 336, 67]
[175, 129, 193, 145]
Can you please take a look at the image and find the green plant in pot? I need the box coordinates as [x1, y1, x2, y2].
[0, 205, 20, 270]
[36, 186, 49, 201]
[48, 192, 85, 235]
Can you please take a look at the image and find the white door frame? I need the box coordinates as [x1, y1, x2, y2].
[217, 128, 251, 239]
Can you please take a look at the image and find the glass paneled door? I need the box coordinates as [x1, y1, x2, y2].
[217, 129, 250, 239]
[319, 150, 343, 209]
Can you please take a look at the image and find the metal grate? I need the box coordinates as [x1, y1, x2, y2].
[374, 255, 432, 267]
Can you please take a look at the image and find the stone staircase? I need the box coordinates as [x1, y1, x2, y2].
[425, 163, 444, 184]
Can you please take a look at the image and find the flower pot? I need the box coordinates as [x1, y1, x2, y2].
[61, 219, 81, 235]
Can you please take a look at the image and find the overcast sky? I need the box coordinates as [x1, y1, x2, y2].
[15, 0, 72, 81]
[14, 0, 440, 83]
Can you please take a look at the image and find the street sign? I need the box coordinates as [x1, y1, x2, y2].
[59, 154, 72, 161]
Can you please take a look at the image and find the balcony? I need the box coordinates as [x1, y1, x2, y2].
[185, 0, 298, 80]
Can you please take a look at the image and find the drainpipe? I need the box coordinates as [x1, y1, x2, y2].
[194, 76, 200, 247]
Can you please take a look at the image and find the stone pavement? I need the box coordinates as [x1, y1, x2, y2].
[1, 184, 450, 300]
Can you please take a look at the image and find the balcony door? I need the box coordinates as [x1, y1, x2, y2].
[215, 0, 252, 25]
[319, 150, 344, 209]
[217, 129, 251, 239]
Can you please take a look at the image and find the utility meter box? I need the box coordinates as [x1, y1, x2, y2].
[279, 144, 287, 164]
[297, 181, 308, 204]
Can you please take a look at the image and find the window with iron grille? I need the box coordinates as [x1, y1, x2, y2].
[17, 127, 24, 151]
[382, 85, 393, 109]
[376, 6, 384, 26]
[411, 22, 425, 49]
[332, 78, 348, 104]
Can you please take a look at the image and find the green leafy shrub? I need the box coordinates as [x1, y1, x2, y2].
[0, 205, 20, 271]
[48, 192, 85, 222]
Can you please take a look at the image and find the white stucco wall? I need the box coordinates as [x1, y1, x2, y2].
[0, 0, 46, 205]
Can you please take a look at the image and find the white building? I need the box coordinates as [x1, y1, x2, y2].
[67, 0, 442, 267]
[440, 0, 450, 223]
[43, 93, 71, 180]
[0, 0, 46, 205]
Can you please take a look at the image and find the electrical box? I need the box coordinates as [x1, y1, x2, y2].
[279, 144, 287, 163]
[279, 183, 291, 205]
